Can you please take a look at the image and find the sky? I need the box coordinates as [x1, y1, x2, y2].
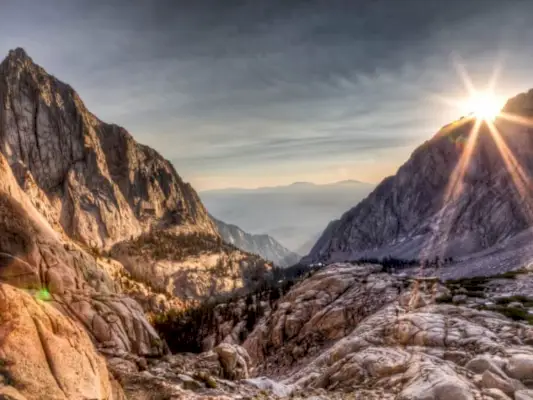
[2, 0, 533, 190]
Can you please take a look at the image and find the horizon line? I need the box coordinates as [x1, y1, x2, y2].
[198, 178, 376, 193]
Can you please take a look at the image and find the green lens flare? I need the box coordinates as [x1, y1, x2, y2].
[35, 288, 51, 301]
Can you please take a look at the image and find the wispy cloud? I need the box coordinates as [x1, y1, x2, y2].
[1, 0, 533, 189]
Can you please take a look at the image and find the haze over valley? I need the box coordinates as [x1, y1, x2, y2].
[201, 179, 374, 254]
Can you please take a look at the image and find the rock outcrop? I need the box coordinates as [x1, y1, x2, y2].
[110, 230, 271, 301]
[0, 47, 217, 249]
[108, 262, 533, 399]
[307, 93, 533, 273]
[244, 264, 401, 375]
[0, 283, 123, 400]
[0, 148, 165, 359]
[213, 217, 300, 267]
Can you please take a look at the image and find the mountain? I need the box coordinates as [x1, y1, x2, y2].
[0, 48, 217, 249]
[213, 217, 300, 267]
[200, 180, 374, 253]
[307, 90, 533, 274]
[0, 47, 279, 398]
[0, 48, 271, 304]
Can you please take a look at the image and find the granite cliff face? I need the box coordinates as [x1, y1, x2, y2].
[213, 217, 300, 267]
[0, 47, 271, 302]
[0, 48, 271, 399]
[0, 48, 216, 249]
[308, 93, 533, 270]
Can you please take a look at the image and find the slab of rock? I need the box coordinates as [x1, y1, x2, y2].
[244, 377, 294, 397]
[214, 343, 251, 380]
[465, 355, 508, 378]
[54, 292, 165, 357]
[177, 374, 204, 391]
[505, 354, 533, 381]
[481, 370, 516, 396]
[481, 388, 512, 400]
[0, 283, 119, 400]
[516, 389, 533, 400]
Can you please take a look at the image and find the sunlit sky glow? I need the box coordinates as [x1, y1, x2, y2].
[2, 0, 533, 190]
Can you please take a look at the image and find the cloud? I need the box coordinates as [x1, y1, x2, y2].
[1, 0, 533, 189]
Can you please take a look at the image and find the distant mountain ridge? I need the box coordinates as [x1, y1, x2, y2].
[213, 217, 300, 267]
[307, 89, 533, 274]
[201, 179, 374, 253]
[205, 179, 371, 194]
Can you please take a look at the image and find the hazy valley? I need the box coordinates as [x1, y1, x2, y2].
[201, 180, 374, 254]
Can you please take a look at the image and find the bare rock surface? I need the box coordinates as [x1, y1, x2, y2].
[107, 263, 533, 399]
[243, 263, 533, 399]
[244, 263, 401, 375]
[0, 47, 216, 249]
[110, 230, 271, 301]
[0, 283, 120, 400]
[0, 149, 165, 359]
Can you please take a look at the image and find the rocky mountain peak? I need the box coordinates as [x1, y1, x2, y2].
[0, 47, 217, 248]
[4, 47, 32, 64]
[0, 47, 51, 84]
[307, 90, 533, 272]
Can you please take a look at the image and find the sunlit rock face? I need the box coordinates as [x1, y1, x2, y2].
[307, 92, 533, 272]
[0, 149, 166, 359]
[0, 283, 123, 400]
[0, 48, 217, 249]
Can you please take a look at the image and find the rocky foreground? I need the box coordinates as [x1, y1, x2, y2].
[5, 261, 533, 399]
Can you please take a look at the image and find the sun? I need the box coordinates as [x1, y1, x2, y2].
[465, 90, 503, 121]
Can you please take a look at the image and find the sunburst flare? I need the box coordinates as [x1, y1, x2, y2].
[420, 60, 533, 270]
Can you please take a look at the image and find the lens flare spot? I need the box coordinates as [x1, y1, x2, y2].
[35, 288, 51, 301]
[464, 90, 504, 121]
